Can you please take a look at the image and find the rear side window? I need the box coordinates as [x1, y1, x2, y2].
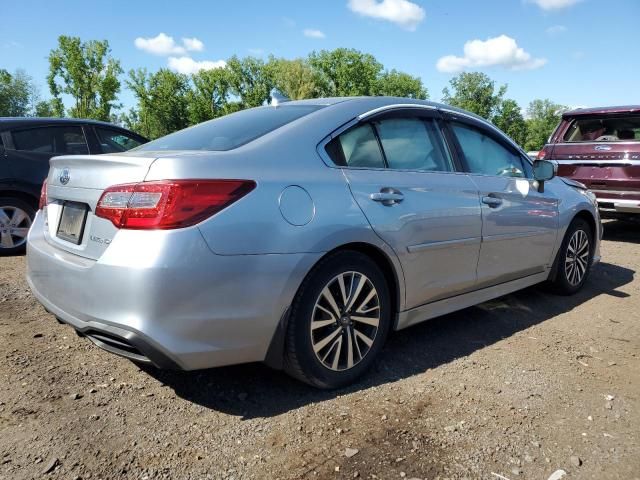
[137, 105, 323, 152]
[375, 118, 453, 172]
[336, 124, 385, 168]
[451, 123, 526, 178]
[563, 115, 640, 142]
[96, 127, 143, 153]
[11, 126, 89, 154]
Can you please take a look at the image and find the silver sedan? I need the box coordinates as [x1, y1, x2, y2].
[27, 97, 601, 388]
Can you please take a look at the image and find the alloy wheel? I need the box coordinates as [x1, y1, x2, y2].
[0, 206, 32, 250]
[310, 271, 380, 371]
[565, 229, 590, 286]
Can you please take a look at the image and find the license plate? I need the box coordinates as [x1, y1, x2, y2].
[56, 202, 88, 245]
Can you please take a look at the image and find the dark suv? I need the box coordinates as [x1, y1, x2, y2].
[539, 105, 640, 218]
[0, 118, 147, 254]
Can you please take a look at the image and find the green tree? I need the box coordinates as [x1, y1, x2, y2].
[0, 69, 36, 116]
[524, 99, 566, 151]
[226, 56, 273, 108]
[308, 48, 383, 96]
[493, 98, 527, 147]
[265, 57, 328, 100]
[47, 35, 122, 120]
[34, 99, 61, 117]
[126, 68, 190, 139]
[442, 72, 507, 120]
[187, 67, 235, 124]
[374, 69, 428, 99]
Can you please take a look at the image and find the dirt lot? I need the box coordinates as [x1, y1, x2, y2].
[1, 221, 639, 480]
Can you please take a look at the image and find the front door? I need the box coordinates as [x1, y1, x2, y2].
[328, 110, 483, 309]
[446, 117, 559, 287]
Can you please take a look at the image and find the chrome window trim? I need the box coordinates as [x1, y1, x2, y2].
[357, 103, 437, 120]
[317, 104, 460, 174]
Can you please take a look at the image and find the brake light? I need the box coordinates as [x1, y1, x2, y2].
[39, 180, 48, 210]
[95, 180, 256, 229]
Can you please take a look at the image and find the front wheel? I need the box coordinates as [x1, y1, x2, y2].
[284, 251, 391, 389]
[547, 218, 593, 295]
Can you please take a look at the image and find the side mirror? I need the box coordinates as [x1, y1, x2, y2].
[533, 160, 557, 193]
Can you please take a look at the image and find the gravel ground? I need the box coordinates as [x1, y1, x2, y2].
[1, 220, 639, 480]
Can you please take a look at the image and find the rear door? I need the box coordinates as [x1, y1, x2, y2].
[444, 114, 558, 287]
[327, 108, 482, 309]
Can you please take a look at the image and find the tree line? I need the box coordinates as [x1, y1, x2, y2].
[0, 35, 565, 151]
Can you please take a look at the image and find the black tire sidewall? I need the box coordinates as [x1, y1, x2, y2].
[0, 197, 36, 256]
[286, 251, 391, 389]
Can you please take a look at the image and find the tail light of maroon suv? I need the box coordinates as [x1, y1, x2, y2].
[539, 105, 640, 217]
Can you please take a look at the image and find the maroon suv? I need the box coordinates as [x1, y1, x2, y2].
[539, 105, 640, 217]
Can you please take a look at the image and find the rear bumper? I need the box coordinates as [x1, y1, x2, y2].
[596, 197, 640, 215]
[26, 211, 321, 370]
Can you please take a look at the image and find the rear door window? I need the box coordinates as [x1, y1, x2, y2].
[12, 126, 89, 154]
[336, 124, 386, 168]
[375, 118, 453, 172]
[563, 116, 640, 142]
[96, 127, 144, 153]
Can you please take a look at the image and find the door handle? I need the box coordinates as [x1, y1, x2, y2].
[370, 188, 404, 206]
[482, 195, 503, 208]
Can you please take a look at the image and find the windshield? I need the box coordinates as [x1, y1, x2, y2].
[563, 115, 640, 142]
[137, 105, 323, 152]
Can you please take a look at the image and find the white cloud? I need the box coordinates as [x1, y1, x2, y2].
[134, 33, 205, 56]
[546, 24, 567, 35]
[530, 0, 581, 10]
[168, 56, 227, 75]
[347, 0, 425, 31]
[303, 29, 326, 39]
[182, 37, 204, 52]
[436, 35, 547, 73]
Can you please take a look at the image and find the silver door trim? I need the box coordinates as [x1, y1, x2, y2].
[407, 236, 481, 253]
[482, 230, 549, 243]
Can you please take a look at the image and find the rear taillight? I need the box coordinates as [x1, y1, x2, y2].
[39, 180, 48, 210]
[537, 147, 549, 160]
[95, 180, 256, 230]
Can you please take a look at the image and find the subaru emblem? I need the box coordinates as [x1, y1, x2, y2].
[59, 168, 70, 185]
[594, 145, 612, 151]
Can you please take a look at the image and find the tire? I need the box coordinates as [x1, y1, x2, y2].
[284, 250, 391, 389]
[547, 217, 593, 295]
[0, 197, 35, 256]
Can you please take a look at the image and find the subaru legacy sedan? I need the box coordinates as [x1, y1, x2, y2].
[27, 97, 601, 388]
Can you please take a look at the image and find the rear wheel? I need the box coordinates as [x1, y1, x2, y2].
[547, 218, 593, 295]
[284, 251, 391, 389]
[0, 198, 35, 256]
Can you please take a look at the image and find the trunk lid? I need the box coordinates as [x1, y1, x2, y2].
[43, 153, 159, 260]
[550, 142, 640, 199]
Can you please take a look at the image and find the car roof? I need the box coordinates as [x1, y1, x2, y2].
[286, 96, 488, 121]
[0, 117, 133, 130]
[562, 105, 640, 117]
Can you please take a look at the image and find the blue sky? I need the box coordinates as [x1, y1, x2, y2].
[2, 0, 639, 112]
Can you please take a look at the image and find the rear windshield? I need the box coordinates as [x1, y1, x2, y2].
[563, 115, 640, 142]
[136, 105, 323, 152]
